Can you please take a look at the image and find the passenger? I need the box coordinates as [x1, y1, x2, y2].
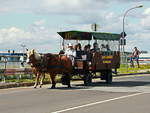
[84, 45, 91, 52]
[87, 44, 91, 51]
[83, 45, 92, 61]
[75, 43, 82, 51]
[106, 44, 111, 51]
[64, 43, 76, 66]
[91, 42, 100, 53]
[75, 43, 82, 59]
[106, 44, 111, 55]
[100, 44, 106, 51]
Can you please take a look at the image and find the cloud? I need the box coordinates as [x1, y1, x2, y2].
[33, 19, 46, 26]
[0, 27, 31, 44]
[0, 0, 105, 14]
[0, 0, 148, 14]
[31, 0, 112, 16]
[0, 0, 136, 14]
[141, 8, 150, 31]
[130, 0, 148, 1]
[124, 9, 150, 52]
[126, 32, 150, 52]
[143, 8, 150, 15]
[0, 20, 60, 53]
[0, 0, 32, 13]
[0, 0, 149, 53]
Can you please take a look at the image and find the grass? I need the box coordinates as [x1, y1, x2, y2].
[1, 74, 61, 84]
[5, 79, 34, 83]
[117, 64, 150, 74]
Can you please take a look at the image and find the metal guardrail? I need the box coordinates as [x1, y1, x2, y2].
[0, 68, 33, 83]
[0, 55, 32, 82]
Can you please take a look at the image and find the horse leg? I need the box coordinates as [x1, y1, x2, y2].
[65, 73, 71, 88]
[67, 75, 71, 88]
[50, 74, 56, 89]
[39, 73, 45, 88]
[34, 73, 40, 88]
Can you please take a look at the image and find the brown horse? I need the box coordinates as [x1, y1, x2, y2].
[26, 49, 72, 88]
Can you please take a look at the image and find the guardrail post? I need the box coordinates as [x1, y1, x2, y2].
[120, 53, 128, 73]
[125, 54, 128, 72]
[19, 74, 22, 79]
[17, 75, 20, 82]
[29, 74, 33, 80]
[2, 75, 6, 83]
[3, 57, 8, 83]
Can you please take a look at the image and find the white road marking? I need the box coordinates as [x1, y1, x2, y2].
[52, 92, 146, 113]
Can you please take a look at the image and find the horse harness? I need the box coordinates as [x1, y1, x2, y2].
[31, 54, 64, 72]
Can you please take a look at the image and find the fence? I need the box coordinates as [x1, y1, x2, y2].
[120, 52, 150, 73]
[120, 53, 129, 72]
[0, 53, 149, 82]
[0, 55, 33, 82]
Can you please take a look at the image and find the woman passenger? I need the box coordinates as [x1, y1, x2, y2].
[75, 43, 82, 59]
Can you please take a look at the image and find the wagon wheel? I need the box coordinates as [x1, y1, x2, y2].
[84, 72, 92, 86]
[106, 70, 112, 84]
[61, 74, 71, 85]
[100, 71, 106, 80]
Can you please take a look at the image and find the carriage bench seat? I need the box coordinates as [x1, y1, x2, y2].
[75, 59, 84, 69]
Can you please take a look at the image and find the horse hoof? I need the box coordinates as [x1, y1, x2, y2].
[51, 86, 56, 89]
[34, 86, 37, 88]
[39, 85, 42, 88]
[68, 85, 71, 88]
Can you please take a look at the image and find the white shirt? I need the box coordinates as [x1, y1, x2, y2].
[65, 48, 76, 57]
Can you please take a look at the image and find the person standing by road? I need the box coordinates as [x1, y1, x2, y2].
[130, 47, 141, 68]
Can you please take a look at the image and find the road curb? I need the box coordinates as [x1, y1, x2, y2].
[0, 81, 50, 89]
[114, 72, 149, 77]
[0, 82, 34, 89]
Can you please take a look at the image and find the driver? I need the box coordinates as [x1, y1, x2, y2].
[64, 43, 76, 66]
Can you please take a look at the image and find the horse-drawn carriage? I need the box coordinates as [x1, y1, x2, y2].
[27, 30, 121, 88]
[58, 30, 121, 85]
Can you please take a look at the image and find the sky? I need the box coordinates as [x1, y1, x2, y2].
[0, 0, 150, 53]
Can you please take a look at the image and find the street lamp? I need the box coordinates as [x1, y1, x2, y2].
[122, 5, 143, 40]
[121, 5, 143, 62]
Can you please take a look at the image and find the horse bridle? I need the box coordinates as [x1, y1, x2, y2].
[27, 54, 40, 67]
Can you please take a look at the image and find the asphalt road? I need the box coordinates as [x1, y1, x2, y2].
[0, 74, 150, 113]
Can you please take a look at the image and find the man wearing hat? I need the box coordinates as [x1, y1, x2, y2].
[64, 43, 76, 66]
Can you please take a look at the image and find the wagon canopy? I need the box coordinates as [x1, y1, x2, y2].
[57, 30, 92, 40]
[57, 30, 120, 41]
[93, 32, 121, 41]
